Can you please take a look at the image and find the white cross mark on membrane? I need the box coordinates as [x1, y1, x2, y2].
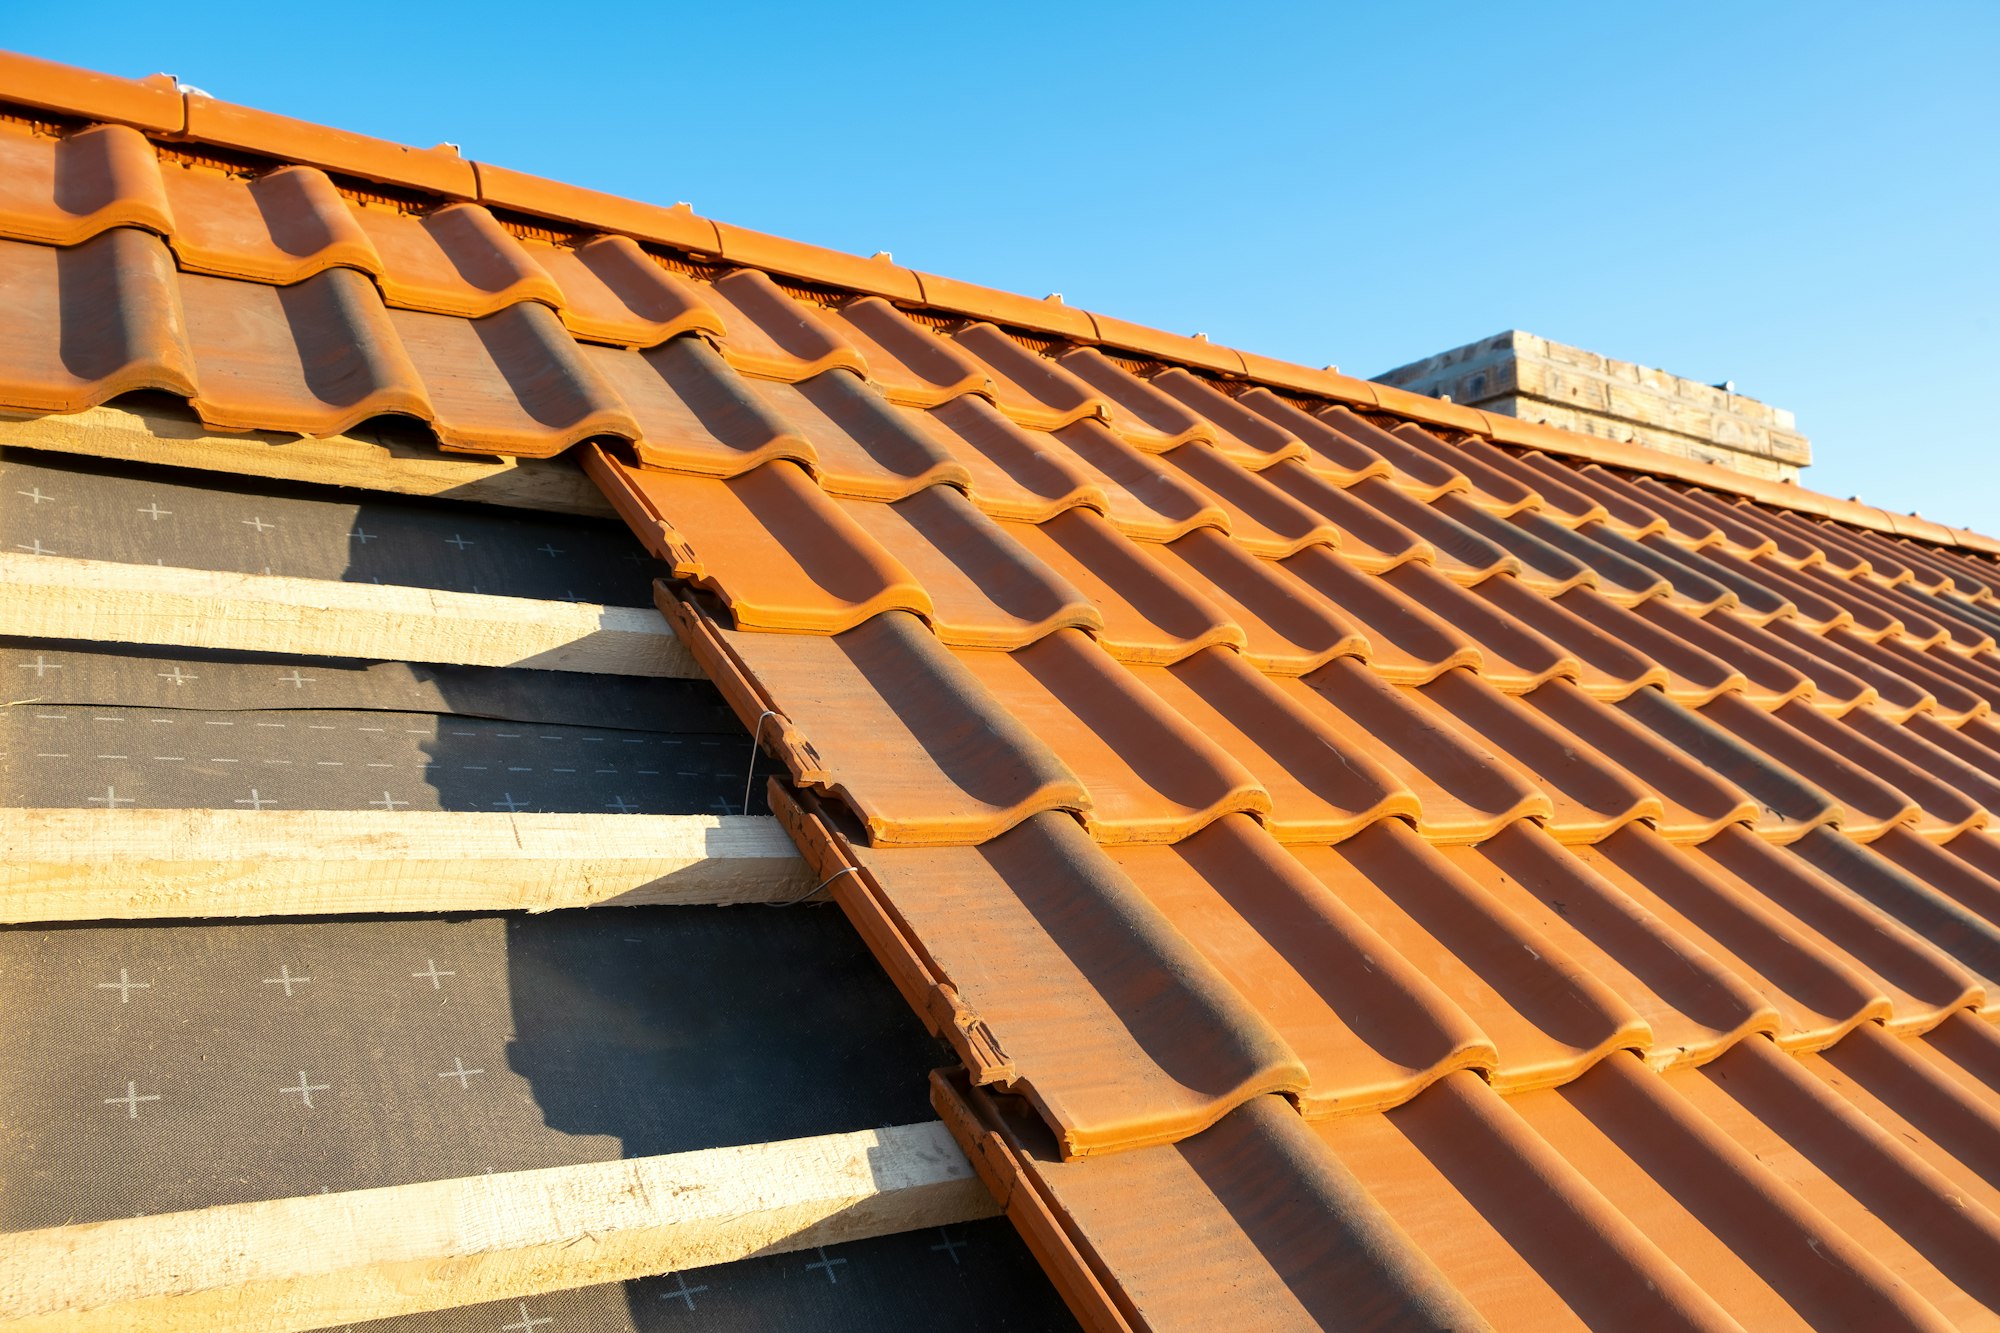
[658, 1273, 708, 1309]
[500, 1303, 553, 1332]
[438, 1057, 484, 1089]
[263, 965, 311, 996]
[96, 968, 151, 1002]
[104, 1081, 160, 1118]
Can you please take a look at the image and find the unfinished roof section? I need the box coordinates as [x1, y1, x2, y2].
[10, 50, 2000, 1332]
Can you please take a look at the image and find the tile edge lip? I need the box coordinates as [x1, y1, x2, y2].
[3, 50, 1994, 557]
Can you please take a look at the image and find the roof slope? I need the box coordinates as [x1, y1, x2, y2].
[10, 50, 2000, 1331]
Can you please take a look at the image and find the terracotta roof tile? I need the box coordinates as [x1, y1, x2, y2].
[13, 59, 2000, 1329]
[0, 230, 195, 411]
[0, 51, 183, 131]
[0, 118, 171, 245]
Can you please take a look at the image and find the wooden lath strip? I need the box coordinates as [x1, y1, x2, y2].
[2, 552, 698, 677]
[0, 1121, 997, 1331]
[0, 403, 616, 517]
[1, 808, 811, 921]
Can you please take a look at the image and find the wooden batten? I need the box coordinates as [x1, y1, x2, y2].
[1, 809, 812, 920]
[2, 553, 699, 677]
[0, 403, 616, 517]
[0, 1121, 997, 1331]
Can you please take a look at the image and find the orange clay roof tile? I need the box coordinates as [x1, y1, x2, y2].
[0, 118, 172, 245]
[180, 91, 476, 196]
[13, 55, 2000, 1331]
[0, 51, 183, 131]
[163, 162, 384, 285]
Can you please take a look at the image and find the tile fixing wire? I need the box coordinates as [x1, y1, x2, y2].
[780, 865, 860, 908]
[742, 710, 779, 815]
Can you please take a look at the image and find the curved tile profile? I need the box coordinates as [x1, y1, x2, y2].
[1135, 650, 1422, 842]
[1787, 826, 2000, 1004]
[958, 629, 1272, 844]
[1301, 658, 1551, 842]
[1152, 530, 1366, 675]
[684, 604, 1089, 844]
[1298, 819, 1651, 1089]
[1113, 815, 1496, 1115]
[1413, 668, 1662, 844]
[954, 321, 1110, 430]
[0, 228, 196, 411]
[826, 296, 989, 406]
[1521, 679, 1760, 841]
[1323, 1068, 1742, 1332]
[1617, 687, 1842, 843]
[926, 395, 1109, 522]
[835, 486, 1103, 649]
[1002, 509, 1243, 665]
[1284, 548, 1481, 683]
[1049, 417, 1231, 541]
[536, 234, 726, 347]
[586, 336, 815, 477]
[1056, 346, 1218, 453]
[591, 455, 931, 632]
[747, 369, 971, 500]
[393, 298, 637, 455]
[1537, 1051, 1959, 1331]
[1156, 441, 1340, 557]
[165, 162, 382, 286]
[1231, 385, 1394, 484]
[706, 267, 867, 382]
[0, 119, 171, 245]
[1382, 564, 1580, 692]
[1576, 825, 1901, 1050]
[811, 811, 1308, 1157]
[180, 266, 429, 435]
[1451, 823, 1780, 1069]
[1316, 407, 1469, 500]
[938, 1074, 1486, 1332]
[353, 198, 566, 318]
[1692, 1036, 2000, 1324]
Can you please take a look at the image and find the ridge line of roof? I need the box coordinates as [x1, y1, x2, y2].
[2, 47, 1992, 560]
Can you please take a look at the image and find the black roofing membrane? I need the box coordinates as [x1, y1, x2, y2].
[4, 446, 1080, 1329]
[2, 445, 669, 604]
[338, 1220, 1079, 1332]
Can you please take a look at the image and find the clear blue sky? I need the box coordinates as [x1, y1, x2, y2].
[13, 5, 1997, 526]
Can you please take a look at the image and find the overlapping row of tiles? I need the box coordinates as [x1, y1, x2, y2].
[942, 1010, 2000, 1331]
[754, 740, 2000, 1155]
[6, 57, 1995, 558]
[540, 276, 2000, 1223]
[15, 188, 2000, 1163]
[14, 214, 2000, 710]
[5, 120, 2000, 632]
[654, 594, 2000, 850]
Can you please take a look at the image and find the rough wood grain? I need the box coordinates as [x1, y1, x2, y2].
[0, 403, 615, 516]
[1, 809, 811, 919]
[1, 553, 698, 677]
[0, 1121, 997, 1331]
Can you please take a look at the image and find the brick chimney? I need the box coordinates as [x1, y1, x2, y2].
[1373, 331, 1810, 481]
